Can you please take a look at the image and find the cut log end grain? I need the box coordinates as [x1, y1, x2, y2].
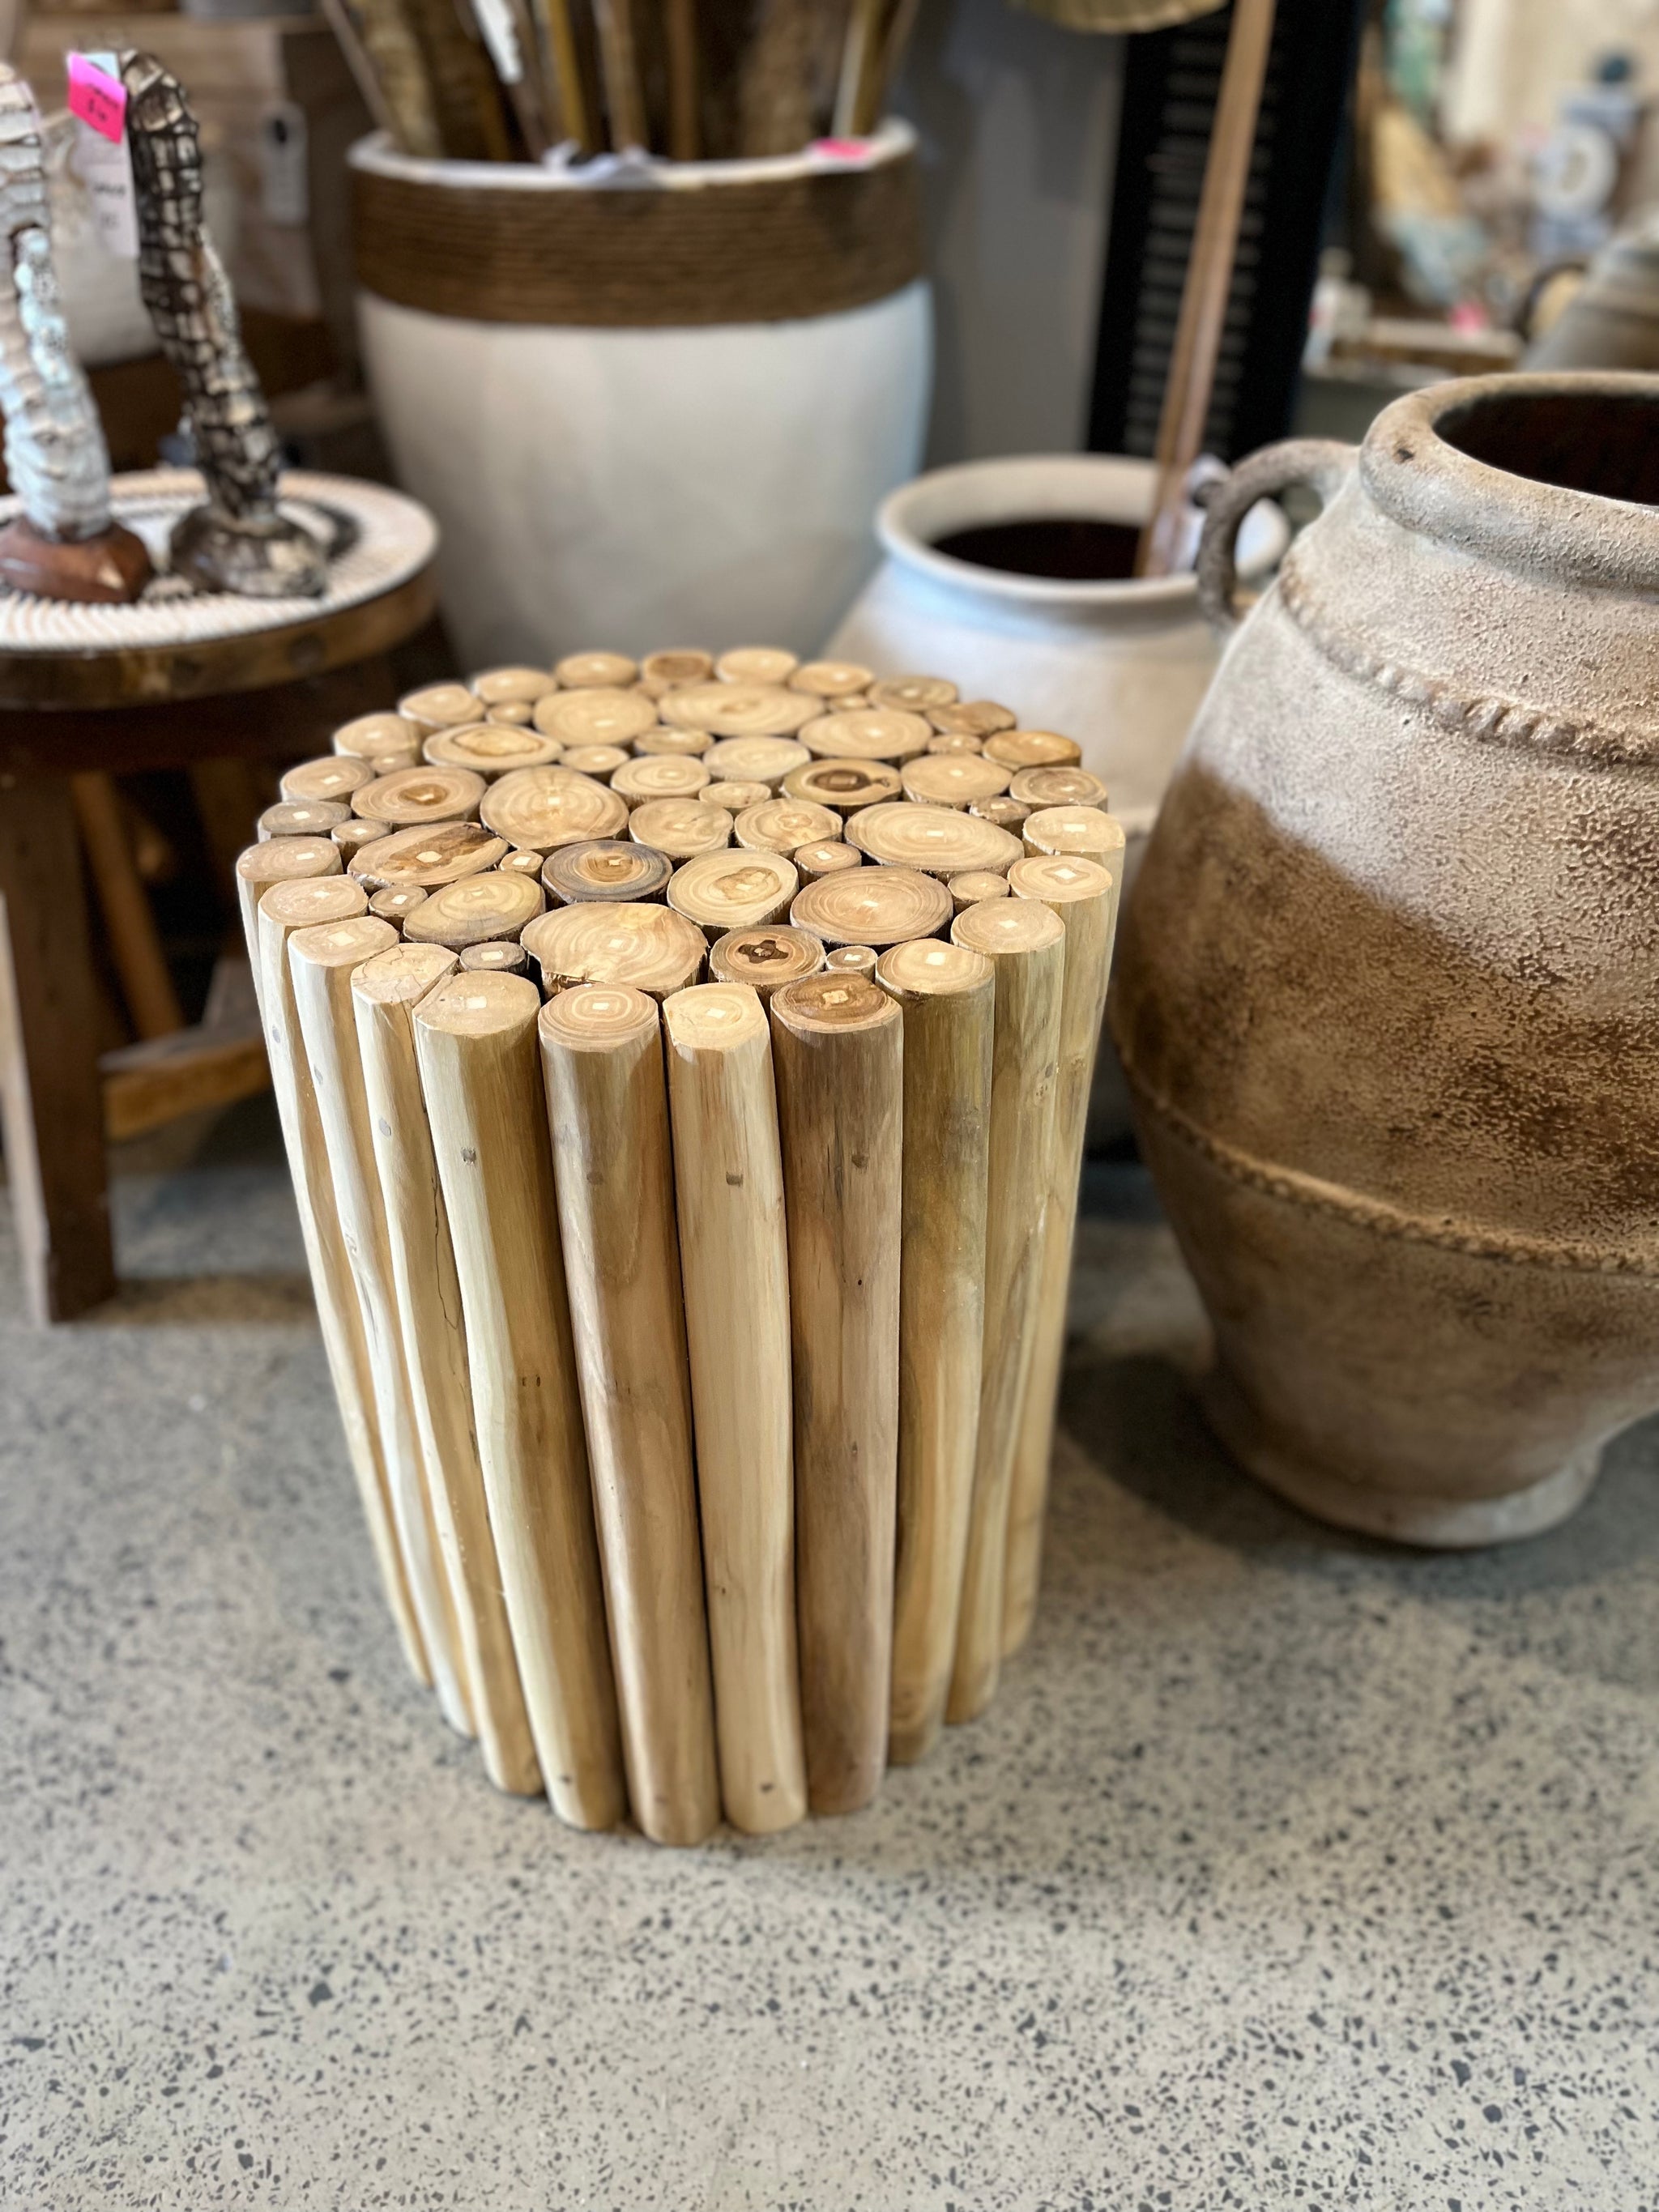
[1009, 765, 1109, 810]
[236, 835, 341, 898]
[556, 650, 638, 689]
[424, 725, 564, 775]
[699, 779, 771, 812]
[1021, 806, 1127, 864]
[706, 924, 825, 997]
[280, 756, 373, 808]
[783, 758, 903, 812]
[770, 966, 898, 1036]
[951, 894, 1065, 959]
[1009, 852, 1115, 906]
[793, 841, 861, 881]
[716, 646, 798, 685]
[984, 730, 1083, 771]
[875, 935, 994, 999]
[641, 649, 714, 687]
[544, 840, 673, 905]
[790, 658, 872, 698]
[351, 940, 457, 1004]
[533, 688, 659, 748]
[487, 702, 535, 726]
[928, 700, 1017, 739]
[733, 799, 839, 855]
[927, 731, 986, 756]
[868, 674, 957, 713]
[334, 818, 392, 859]
[845, 801, 1022, 879]
[350, 821, 509, 889]
[662, 978, 768, 1051]
[667, 849, 800, 938]
[539, 980, 659, 1053]
[633, 726, 711, 757]
[399, 684, 486, 732]
[901, 755, 1013, 809]
[497, 847, 548, 878]
[480, 766, 629, 850]
[369, 884, 431, 922]
[659, 682, 817, 737]
[611, 755, 711, 806]
[334, 711, 423, 766]
[471, 664, 558, 706]
[702, 736, 812, 787]
[258, 874, 369, 931]
[628, 798, 732, 860]
[402, 869, 545, 950]
[799, 706, 933, 761]
[260, 798, 351, 840]
[949, 870, 1011, 911]
[461, 940, 530, 973]
[522, 899, 707, 999]
[352, 765, 486, 829]
[824, 944, 878, 974]
[414, 965, 541, 1038]
[970, 798, 1031, 829]
[561, 744, 631, 781]
[791, 863, 950, 947]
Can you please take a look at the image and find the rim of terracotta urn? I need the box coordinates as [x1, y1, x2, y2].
[873, 452, 1287, 613]
[1359, 370, 1659, 591]
[349, 117, 916, 194]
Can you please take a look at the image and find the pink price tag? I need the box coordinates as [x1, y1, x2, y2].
[67, 53, 127, 144]
[811, 137, 875, 164]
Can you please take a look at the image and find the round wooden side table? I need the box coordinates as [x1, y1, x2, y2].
[0, 469, 439, 1323]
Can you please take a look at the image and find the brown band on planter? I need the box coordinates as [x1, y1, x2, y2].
[352, 151, 925, 327]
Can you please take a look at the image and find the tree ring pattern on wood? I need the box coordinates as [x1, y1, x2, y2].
[628, 798, 733, 859]
[950, 895, 1065, 959]
[281, 756, 374, 807]
[612, 755, 712, 806]
[533, 688, 659, 748]
[351, 820, 509, 887]
[698, 779, 770, 811]
[472, 665, 557, 705]
[640, 649, 713, 687]
[522, 900, 706, 998]
[1021, 806, 1124, 861]
[733, 799, 840, 855]
[259, 875, 369, 929]
[426, 724, 564, 775]
[901, 755, 1013, 808]
[334, 710, 422, 763]
[354, 765, 486, 828]
[823, 945, 878, 974]
[1009, 765, 1108, 809]
[561, 744, 629, 779]
[543, 840, 672, 905]
[984, 730, 1083, 770]
[702, 736, 812, 785]
[790, 660, 873, 698]
[717, 646, 799, 685]
[480, 765, 629, 849]
[261, 799, 349, 839]
[660, 683, 817, 737]
[793, 841, 862, 880]
[399, 684, 484, 731]
[783, 758, 903, 812]
[845, 802, 1022, 878]
[706, 924, 825, 995]
[799, 707, 933, 761]
[1008, 853, 1115, 906]
[633, 726, 711, 757]
[928, 700, 1017, 738]
[402, 869, 545, 949]
[868, 675, 957, 713]
[667, 849, 800, 937]
[556, 650, 638, 689]
[791, 865, 951, 946]
[948, 870, 1011, 910]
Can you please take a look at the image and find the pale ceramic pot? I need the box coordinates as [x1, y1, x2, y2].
[351, 128, 931, 669]
[825, 453, 1287, 837]
[1111, 372, 1659, 1548]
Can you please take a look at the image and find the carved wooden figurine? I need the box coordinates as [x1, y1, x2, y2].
[122, 52, 327, 597]
[0, 68, 151, 601]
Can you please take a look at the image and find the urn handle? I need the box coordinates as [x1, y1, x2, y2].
[1196, 437, 1356, 633]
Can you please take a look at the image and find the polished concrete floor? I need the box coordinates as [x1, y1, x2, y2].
[2, 1101, 1655, 2210]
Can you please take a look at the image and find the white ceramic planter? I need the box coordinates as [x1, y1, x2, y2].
[825, 454, 1286, 836]
[351, 129, 932, 669]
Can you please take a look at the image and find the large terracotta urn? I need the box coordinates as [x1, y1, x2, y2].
[1111, 372, 1659, 1547]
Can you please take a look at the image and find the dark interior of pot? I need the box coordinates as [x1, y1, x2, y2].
[1436, 389, 1659, 508]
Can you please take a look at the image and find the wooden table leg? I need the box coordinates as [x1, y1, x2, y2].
[0, 774, 116, 1322]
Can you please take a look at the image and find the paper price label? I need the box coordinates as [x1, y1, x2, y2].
[70, 53, 139, 261]
[67, 52, 126, 143]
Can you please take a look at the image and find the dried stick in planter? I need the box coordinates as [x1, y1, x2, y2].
[415, 972, 625, 1832]
[664, 0, 700, 157]
[248, 870, 429, 1690]
[288, 916, 475, 1740]
[539, 987, 720, 1846]
[528, 0, 595, 150]
[593, 0, 648, 147]
[945, 897, 1064, 1724]
[663, 983, 806, 1834]
[354, 944, 542, 1797]
[1002, 851, 1123, 1657]
[771, 971, 902, 1814]
[875, 938, 995, 1766]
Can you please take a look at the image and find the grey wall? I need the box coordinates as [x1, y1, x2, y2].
[896, 0, 1126, 465]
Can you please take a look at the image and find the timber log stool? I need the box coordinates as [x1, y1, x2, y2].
[0, 467, 438, 1324]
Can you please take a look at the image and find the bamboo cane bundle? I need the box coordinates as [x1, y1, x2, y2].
[247, 646, 1123, 1839]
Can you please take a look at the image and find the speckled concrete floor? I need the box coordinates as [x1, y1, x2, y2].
[2, 1102, 1657, 2211]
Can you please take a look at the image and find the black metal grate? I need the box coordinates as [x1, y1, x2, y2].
[1087, 0, 1366, 464]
